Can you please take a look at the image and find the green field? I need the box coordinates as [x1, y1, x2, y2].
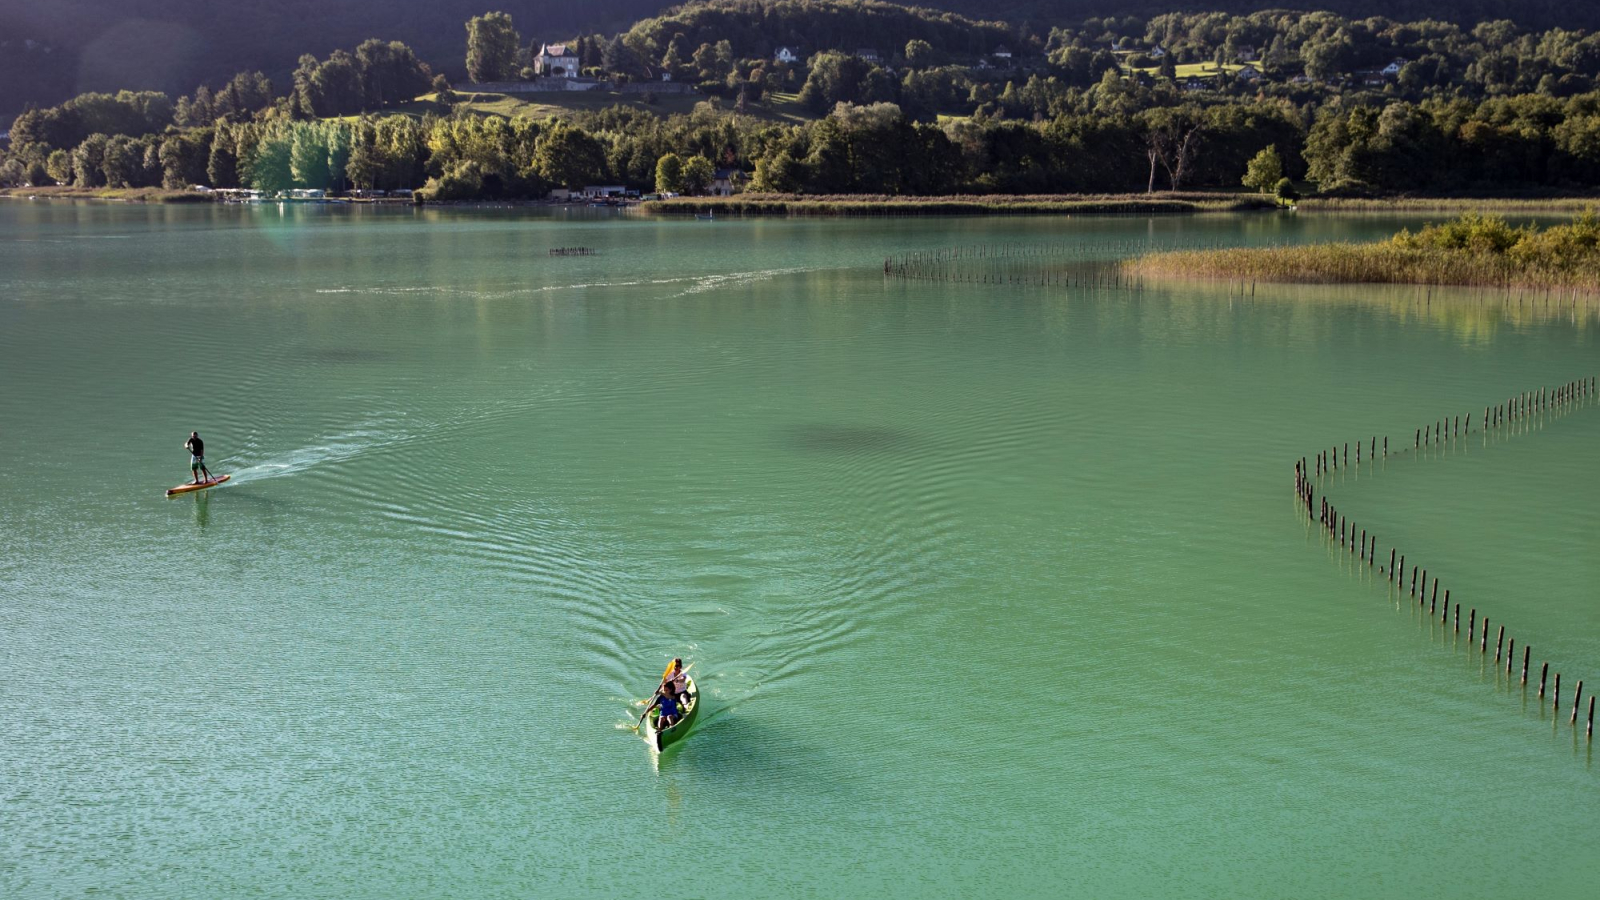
[1126, 62, 1252, 79]
[361, 90, 811, 123]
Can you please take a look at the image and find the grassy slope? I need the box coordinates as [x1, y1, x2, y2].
[362, 90, 810, 123]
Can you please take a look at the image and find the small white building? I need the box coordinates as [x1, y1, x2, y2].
[535, 43, 580, 77]
[856, 48, 880, 63]
[1149, 46, 1167, 59]
[1237, 65, 1262, 82]
[1382, 58, 1406, 76]
[582, 185, 627, 199]
[774, 47, 799, 64]
[991, 45, 1012, 60]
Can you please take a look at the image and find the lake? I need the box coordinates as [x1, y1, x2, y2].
[1, 202, 1596, 899]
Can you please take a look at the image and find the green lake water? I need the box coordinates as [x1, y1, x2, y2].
[1, 202, 1596, 898]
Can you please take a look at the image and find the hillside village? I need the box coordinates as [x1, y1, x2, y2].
[8, 2, 1600, 202]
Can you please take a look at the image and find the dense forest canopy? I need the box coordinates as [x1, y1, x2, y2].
[6, 0, 1600, 116]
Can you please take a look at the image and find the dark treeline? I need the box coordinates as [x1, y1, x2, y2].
[12, 2, 1600, 199]
[6, 0, 1600, 117]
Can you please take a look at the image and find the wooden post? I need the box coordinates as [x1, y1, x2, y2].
[1494, 626, 1504, 664]
[1454, 602, 1459, 632]
[1388, 548, 1396, 579]
[1554, 673, 1561, 710]
[1589, 696, 1594, 739]
[1521, 646, 1529, 684]
[1539, 663, 1549, 698]
[1410, 567, 1418, 597]
[1481, 618, 1489, 653]
[1370, 436, 1375, 460]
[1383, 436, 1388, 458]
[1506, 638, 1514, 674]
[1573, 682, 1584, 725]
[1415, 428, 1420, 449]
[1468, 607, 1475, 639]
[1431, 579, 1438, 610]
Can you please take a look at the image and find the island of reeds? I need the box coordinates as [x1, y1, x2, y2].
[1126, 214, 1600, 293]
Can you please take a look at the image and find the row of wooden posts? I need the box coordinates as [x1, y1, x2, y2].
[1305, 376, 1597, 477]
[549, 247, 597, 256]
[1292, 375, 1598, 740]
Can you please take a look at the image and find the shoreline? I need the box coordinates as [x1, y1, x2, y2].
[8, 186, 1600, 215]
[640, 192, 1281, 216]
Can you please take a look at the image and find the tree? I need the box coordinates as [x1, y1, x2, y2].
[432, 73, 455, 104]
[46, 149, 73, 185]
[655, 153, 684, 193]
[681, 155, 715, 194]
[532, 120, 608, 188]
[467, 12, 520, 83]
[798, 51, 873, 115]
[207, 125, 239, 188]
[905, 39, 934, 68]
[159, 133, 210, 188]
[356, 39, 431, 109]
[1242, 144, 1284, 192]
[1275, 177, 1300, 203]
[1140, 107, 1204, 191]
[290, 125, 330, 189]
[71, 134, 110, 187]
[100, 136, 143, 188]
[250, 132, 295, 194]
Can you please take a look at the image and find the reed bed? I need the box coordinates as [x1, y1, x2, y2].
[0, 185, 212, 203]
[646, 192, 1278, 217]
[1127, 213, 1600, 294]
[1300, 196, 1600, 213]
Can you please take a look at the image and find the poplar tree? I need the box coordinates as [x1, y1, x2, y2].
[467, 12, 520, 83]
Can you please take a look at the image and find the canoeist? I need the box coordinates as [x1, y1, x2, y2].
[652, 682, 683, 729]
[184, 431, 214, 485]
[662, 658, 687, 697]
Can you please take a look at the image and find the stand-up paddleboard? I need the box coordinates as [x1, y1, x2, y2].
[165, 474, 229, 496]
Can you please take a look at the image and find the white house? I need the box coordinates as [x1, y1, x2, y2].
[1237, 46, 1257, 62]
[991, 45, 1013, 60]
[856, 48, 881, 63]
[1381, 58, 1406, 76]
[774, 46, 799, 64]
[1237, 65, 1262, 81]
[1149, 46, 1167, 59]
[535, 43, 580, 77]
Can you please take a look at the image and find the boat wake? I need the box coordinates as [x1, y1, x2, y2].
[312, 266, 819, 301]
[223, 421, 409, 485]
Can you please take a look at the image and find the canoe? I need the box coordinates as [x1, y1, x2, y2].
[646, 675, 699, 752]
[165, 474, 230, 496]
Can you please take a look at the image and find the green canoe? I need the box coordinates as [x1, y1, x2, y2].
[646, 676, 699, 752]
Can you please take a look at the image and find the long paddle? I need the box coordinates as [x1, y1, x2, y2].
[633, 662, 695, 731]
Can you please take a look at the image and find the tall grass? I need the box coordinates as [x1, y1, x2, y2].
[1127, 213, 1600, 292]
[0, 185, 211, 203]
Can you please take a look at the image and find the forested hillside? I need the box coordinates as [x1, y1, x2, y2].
[5, 0, 1600, 117]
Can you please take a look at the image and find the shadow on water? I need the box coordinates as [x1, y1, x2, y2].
[296, 347, 393, 364]
[655, 712, 845, 796]
[779, 424, 917, 455]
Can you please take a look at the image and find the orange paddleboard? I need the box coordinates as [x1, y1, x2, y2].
[166, 474, 230, 496]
